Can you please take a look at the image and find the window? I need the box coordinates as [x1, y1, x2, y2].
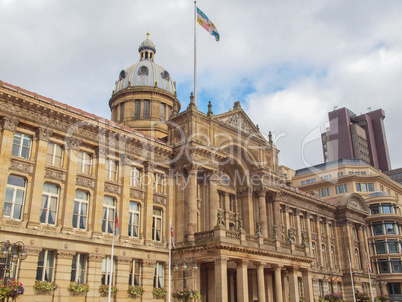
[375, 241, 387, 254]
[378, 259, 390, 274]
[101, 256, 116, 285]
[153, 262, 164, 288]
[320, 222, 325, 235]
[311, 219, 316, 233]
[4, 175, 26, 220]
[105, 159, 118, 182]
[46, 142, 64, 167]
[120, 103, 125, 122]
[312, 242, 316, 266]
[0, 258, 19, 280]
[318, 280, 324, 297]
[368, 183, 374, 191]
[134, 100, 141, 119]
[388, 283, 402, 295]
[12, 132, 32, 159]
[385, 222, 396, 234]
[335, 184, 348, 194]
[301, 216, 306, 231]
[218, 192, 224, 209]
[128, 202, 140, 238]
[331, 246, 335, 266]
[338, 172, 343, 177]
[318, 188, 330, 198]
[388, 240, 399, 254]
[77, 151, 92, 175]
[229, 223, 235, 230]
[73, 190, 89, 230]
[381, 204, 393, 214]
[229, 195, 235, 212]
[36, 250, 55, 282]
[372, 223, 384, 236]
[130, 167, 142, 188]
[356, 183, 374, 192]
[129, 259, 141, 286]
[160, 103, 166, 121]
[301, 181, 306, 185]
[71, 253, 87, 284]
[152, 208, 162, 242]
[370, 204, 380, 215]
[40, 184, 59, 225]
[361, 171, 367, 175]
[321, 244, 326, 267]
[355, 249, 360, 269]
[143, 100, 150, 119]
[154, 174, 166, 194]
[290, 214, 295, 228]
[329, 224, 334, 237]
[102, 196, 115, 234]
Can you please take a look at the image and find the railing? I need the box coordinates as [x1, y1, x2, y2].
[194, 230, 214, 242]
[246, 234, 258, 243]
[226, 230, 240, 239]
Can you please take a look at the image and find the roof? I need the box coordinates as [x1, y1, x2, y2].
[295, 159, 370, 176]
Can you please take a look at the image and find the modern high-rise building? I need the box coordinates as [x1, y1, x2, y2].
[321, 107, 391, 172]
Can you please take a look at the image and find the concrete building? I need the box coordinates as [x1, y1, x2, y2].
[0, 36, 372, 302]
[385, 168, 402, 186]
[294, 159, 402, 301]
[321, 107, 391, 172]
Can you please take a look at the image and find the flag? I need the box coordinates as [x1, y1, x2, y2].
[367, 260, 371, 274]
[115, 210, 119, 236]
[196, 7, 220, 41]
[170, 222, 175, 249]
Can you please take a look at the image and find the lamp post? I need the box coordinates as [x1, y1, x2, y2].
[373, 276, 387, 296]
[0, 240, 27, 284]
[323, 272, 340, 293]
[173, 258, 198, 289]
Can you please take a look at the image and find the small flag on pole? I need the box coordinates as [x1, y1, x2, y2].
[196, 6, 220, 41]
[115, 210, 119, 236]
[170, 221, 175, 249]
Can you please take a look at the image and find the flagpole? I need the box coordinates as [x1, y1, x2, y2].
[194, 0, 197, 106]
[108, 217, 115, 302]
[367, 255, 374, 302]
[168, 217, 172, 302]
[348, 250, 357, 302]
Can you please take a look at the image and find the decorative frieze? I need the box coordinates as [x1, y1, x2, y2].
[76, 175, 95, 188]
[1, 116, 19, 131]
[45, 168, 65, 182]
[104, 182, 120, 194]
[9, 159, 34, 174]
[89, 254, 105, 262]
[57, 251, 75, 259]
[154, 195, 166, 205]
[130, 188, 144, 200]
[36, 127, 53, 142]
[65, 137, 82, 151]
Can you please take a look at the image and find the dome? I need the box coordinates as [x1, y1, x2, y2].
[113, 34, 176, 95]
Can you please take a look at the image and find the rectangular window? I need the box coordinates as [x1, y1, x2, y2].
[368, 183, 375, 192]
[381, 204, 392, 214]
[154, 174, 166, 194]
[153, 262, 164, 288]
[130, 167, 142, 188]
[312, 178, 316, 183]
[385, 222, 396, 234]
[301, 181, 306, 185]
[77, 151, 92, 175]
[361, 183, 368, 192]
[4, 175, 26, 220]
[388, 240, 399, 253]
[319, 188, 330, 197]
[378, 259, 390, 274]
[40, 183, 59, 225]
[160, 103, 165, 121]
[356, 183, 361, 191]
[375, 241, 387, 254]
[218, 192, 224, 209]
[12, 132, 32, 159]
[46, 142, 64, 167]
[129, 202, 140, 238]
[229, 195, 235, 212]
[306, 179, 311, 184]
[129, 259, 141, 286]
[370, 204, 380, 215]
[373, 223, 384, 236]
[71, 254, 87, 284]
[152, 208, 162, 242]
[134, 100, 141, 119]
[143, 100, 150, 119]
[102, 196, 115, 234]
[120, 103, 125, 122]
[361, 171, 367, 175]
[101, 257, 116, 285]
[105, 159, 118, 182]
[36, 250, 55, 282]
[391, 259, 402, 273]
[73, 190, 89, 230]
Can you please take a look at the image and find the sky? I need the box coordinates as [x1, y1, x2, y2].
[1, 0, 401, 171]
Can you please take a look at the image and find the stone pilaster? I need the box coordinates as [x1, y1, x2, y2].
[187, 165, 198, 242]
[54, 251, 75, 300]
[236, 259, 249, 302]
[86, 254, 104, 300]
[288, 267, 299, 302]
[209, 170, 218, 230]
[91, 146, 106, 236]
[274, 265, 283, 302]
[301, 268, 314, 302]
[256, 262, 266, 302]
[257, 188, 268, 237]
[214, 257, 228, 302]
[144, 161, 156, 244]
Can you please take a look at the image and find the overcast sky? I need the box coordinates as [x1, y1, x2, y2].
[1, 0, 401, 171]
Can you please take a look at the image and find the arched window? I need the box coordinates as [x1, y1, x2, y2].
[331, 246, 336, 267]
[4, 175, 26, 220]
[355, 248, 360, 269]
[40, 183, 59, 225]
[312, 242, 316, 266]
[322, 244, 326, 267]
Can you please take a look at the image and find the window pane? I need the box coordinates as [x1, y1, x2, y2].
[375, 241, 387, 254]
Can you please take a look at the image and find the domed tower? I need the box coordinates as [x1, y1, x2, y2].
[109, 33, 181, 139]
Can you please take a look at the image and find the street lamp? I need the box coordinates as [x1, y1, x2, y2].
[373, 276, 387, 296]
[323, 272, 340, 293]
[173, 258, 198, 289]
[0, 240, 27, 284]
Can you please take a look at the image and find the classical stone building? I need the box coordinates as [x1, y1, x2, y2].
[294, 159, 402, 301]
[0, 36, 371, 301]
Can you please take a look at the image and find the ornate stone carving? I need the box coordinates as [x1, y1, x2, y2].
[95, 146, 106, 159]
[26, 248, 42, 256]
[130, 189, 144, 200]
[1, 116, 19, 131]
[117, 257, 132, 264]
[218, 113, 253, 134]
[348, 199, 363, 211]
[36, 127, 53, 141]
[45, 168, 65, 182]
[57, 251, 75, 259]
[9, 160, 33, 174]
[144, 161, 156, 173]
[154, 195, 166, 205]
[76, 176, 95, 188]
[89, 254, 104, 262]
[65, 137, 82, 151]
[105, 183, 120, 194]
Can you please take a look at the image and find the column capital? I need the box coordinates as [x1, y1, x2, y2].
[144, 161, 157, 173]
[35, 127, 53, 142]
[88, 254, 104, 262]
[57, 251, 75, 260]
[255, 186, 267, 197]
[65, 137, 82, 151]
[1, 116, 19, 132]
[238, 186, 253, 197]
[95, 146, 106, 159]
[214, 257, 228, 265]
[235, 259, 249, 266]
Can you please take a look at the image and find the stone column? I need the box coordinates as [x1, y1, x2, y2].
[301, 269, 314, 302]
[288, 267, 299, 302]
[266, 271, 274, 302]
[60, 138, 81, 232]
[91, 146, 106, 236]
[87, 254, 104, 300]
[305, 213, 313, 256]
[116, 257, 131, 300]
[256, 262, 266, 302]
[54, 251, 75, 301]
[187, 165, 198, 242]
[357, 225, 368, 273]
[27, 127, 53, 228]
[20, 247, 42, 297]
[209, 170, 218, 230]
[119, 155, 132, 241]
[240, 187, 254, 234]
[324, 219, 333, 269]
[315, 217, 323, 268]
[273, 195, 281, 237]
[236, 259, 249, 302]
[295, 210, 302, 244]
[215, 258, 228, 302]
[257, 189, 268, 237]
[274, 265, 283, 302]
[144, 161, 156, 244]
[0, 117, 19, 218]
[142, 260, 156, 301]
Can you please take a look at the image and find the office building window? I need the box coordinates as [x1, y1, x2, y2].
[128, 202, 140, 238]
[46, 142, 64, 167]
[130, 167, 142, 188]
[105, 159, 118, 182]
[129, 259, 141, 286]
[73, 190, 89, 230]
[152, 208, 162, 242]
[375, 241, 387, 254]
[36, 250, 55, 282]
[153, 262, 164, 288]
[71, 253, 87, 284]
[101, 256, 116, 285]
[4, 175, 26, 220]
[40, 183, 59, 225]
[12, 132, 32, 159]
[102, 196, 115, 234]
[77, 151, 92, 175]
